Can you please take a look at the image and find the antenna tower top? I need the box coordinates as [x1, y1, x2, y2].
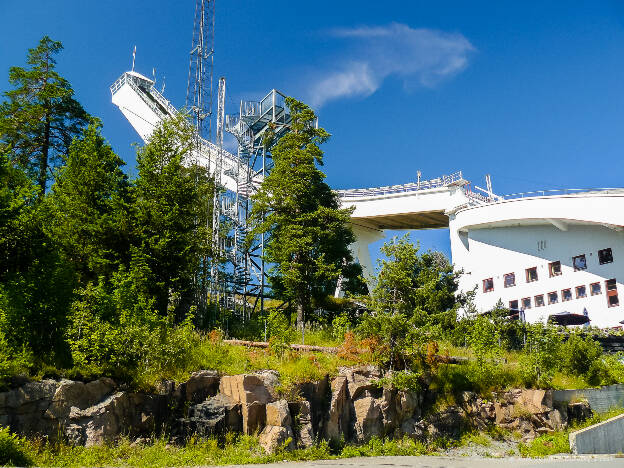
[186, 0, 215, 142]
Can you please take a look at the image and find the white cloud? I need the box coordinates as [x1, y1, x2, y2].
[307, 23, 475, 108]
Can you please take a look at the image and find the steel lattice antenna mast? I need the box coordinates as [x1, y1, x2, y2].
[211, 77, 226, 309]
[186, 0, 215, 321]
[186, 0, 215, 145]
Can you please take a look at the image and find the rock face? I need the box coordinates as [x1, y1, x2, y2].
[459, 389, 566, 442]
[0, 367, 578, 451]
[219, 371, 279, 435]
[177, 394, 242, 439]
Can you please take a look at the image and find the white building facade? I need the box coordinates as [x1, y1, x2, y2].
[448, 191, 624, 328]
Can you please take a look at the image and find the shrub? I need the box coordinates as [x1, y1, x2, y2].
[519, 324, 561, 388]
[331, 314, 350, 341]
[559, 334, 602, 378]
[0, 427, 31, 466]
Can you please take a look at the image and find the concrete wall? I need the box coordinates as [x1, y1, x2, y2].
[553, 384, 624, 413]
[569, 413, 624, 454]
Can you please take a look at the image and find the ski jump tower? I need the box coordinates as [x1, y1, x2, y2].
[110, 0, 293, 319]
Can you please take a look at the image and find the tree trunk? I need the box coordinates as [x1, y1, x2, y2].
[39, 110, 51, 195]
[296, 300, 304, 330]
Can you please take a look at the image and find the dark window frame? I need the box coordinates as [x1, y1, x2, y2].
[521, 297, 531, 309]
[483, 278, 494, 293]
[590, 282, 602, 296]
[561, 288, 572, 302]
[509, 300, 519, 310]
[575, 285, 586, 299]
[504, 272, 516, 288]
[598, 248, 614, 265]
[526, 267, 538, 283]
[534, 294, 545, 307]
[606, 279, 619, 308]
[548, 291, 558, 304]
[573, 254, 587, 271]
[549, 261, 562, 277]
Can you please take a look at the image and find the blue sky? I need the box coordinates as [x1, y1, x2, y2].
[2, 1, 624, 261]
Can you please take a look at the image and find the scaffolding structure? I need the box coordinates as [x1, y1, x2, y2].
[219, 89, 293, 318]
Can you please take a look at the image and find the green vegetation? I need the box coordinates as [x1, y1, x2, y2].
[0, 432, 458, 467]
[519, 407, 624, 457]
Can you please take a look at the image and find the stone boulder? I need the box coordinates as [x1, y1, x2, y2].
[353, 396, 383, 441]
[266, 400, 291, 427]
[290, 400, 314, 448]
[219, 371, 279, 434]
[174, 370, 220, 405]
[325, 375, 349, 441]
[177, 394, 242, 439]
[258, 425, 295, 453]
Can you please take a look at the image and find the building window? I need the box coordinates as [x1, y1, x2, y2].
[509, 300, 519, 310]
[535, 295, 545, 307]
[549, 261, 562, 277]
[590, 282, 602, 296]
[526, 267, 538, 283]
[573, 254, 587, 271]
[522, 297, 531, 310]
[606, 279, 619, 307]
[562, 288, 572, 302]
[599, 248, 614, 265]
[483, 278, 494, 293]
[548, 291, 558, 304]
[576, 285, 586, 299]
[504, 273, 516, 288]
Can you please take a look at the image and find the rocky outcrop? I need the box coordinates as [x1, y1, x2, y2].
[219, 370, 279, 435]
[0, 367, 581, 451]
[177, 394, 242, 439]
[459, 389, 566, 442]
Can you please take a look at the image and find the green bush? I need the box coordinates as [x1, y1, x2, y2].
[519, 324, 561, 388]
[559, 334, 602, 378]
[0, 427, 31, 466]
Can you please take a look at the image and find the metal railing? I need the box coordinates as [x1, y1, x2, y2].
[337, 171, 464, 199]
[500, 187, 624, 200]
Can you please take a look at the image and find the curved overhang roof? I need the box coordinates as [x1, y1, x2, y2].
[452, 191, 624, 233]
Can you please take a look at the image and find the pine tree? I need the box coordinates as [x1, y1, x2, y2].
[46, 120, 132, 283]
[249, 98, 359, 330]
[133, 115, 213, 320]
[0, 36, 89, 195]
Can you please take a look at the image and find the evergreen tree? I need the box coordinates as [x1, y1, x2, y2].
[368, 233, 460, 329]
[46, 120, 132, 283]
[0, 36, 89, 194]
[133, 115, 212, 320]
[0, 148, 37, 279]
[249, 98, 359, 329]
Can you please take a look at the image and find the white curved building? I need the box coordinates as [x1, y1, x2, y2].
[338, 178, 624, 329]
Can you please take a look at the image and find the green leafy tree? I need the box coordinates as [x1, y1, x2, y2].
[250, 97, 358, 329]
[133, 115, 212, 320]
[368, 233, 461, 331]
[0, 36, 89, 194]
[46, 120, 132, 283]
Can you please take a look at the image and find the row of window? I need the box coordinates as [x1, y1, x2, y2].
[508, 278, 619, 310]
[483, 248, 614, 293]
